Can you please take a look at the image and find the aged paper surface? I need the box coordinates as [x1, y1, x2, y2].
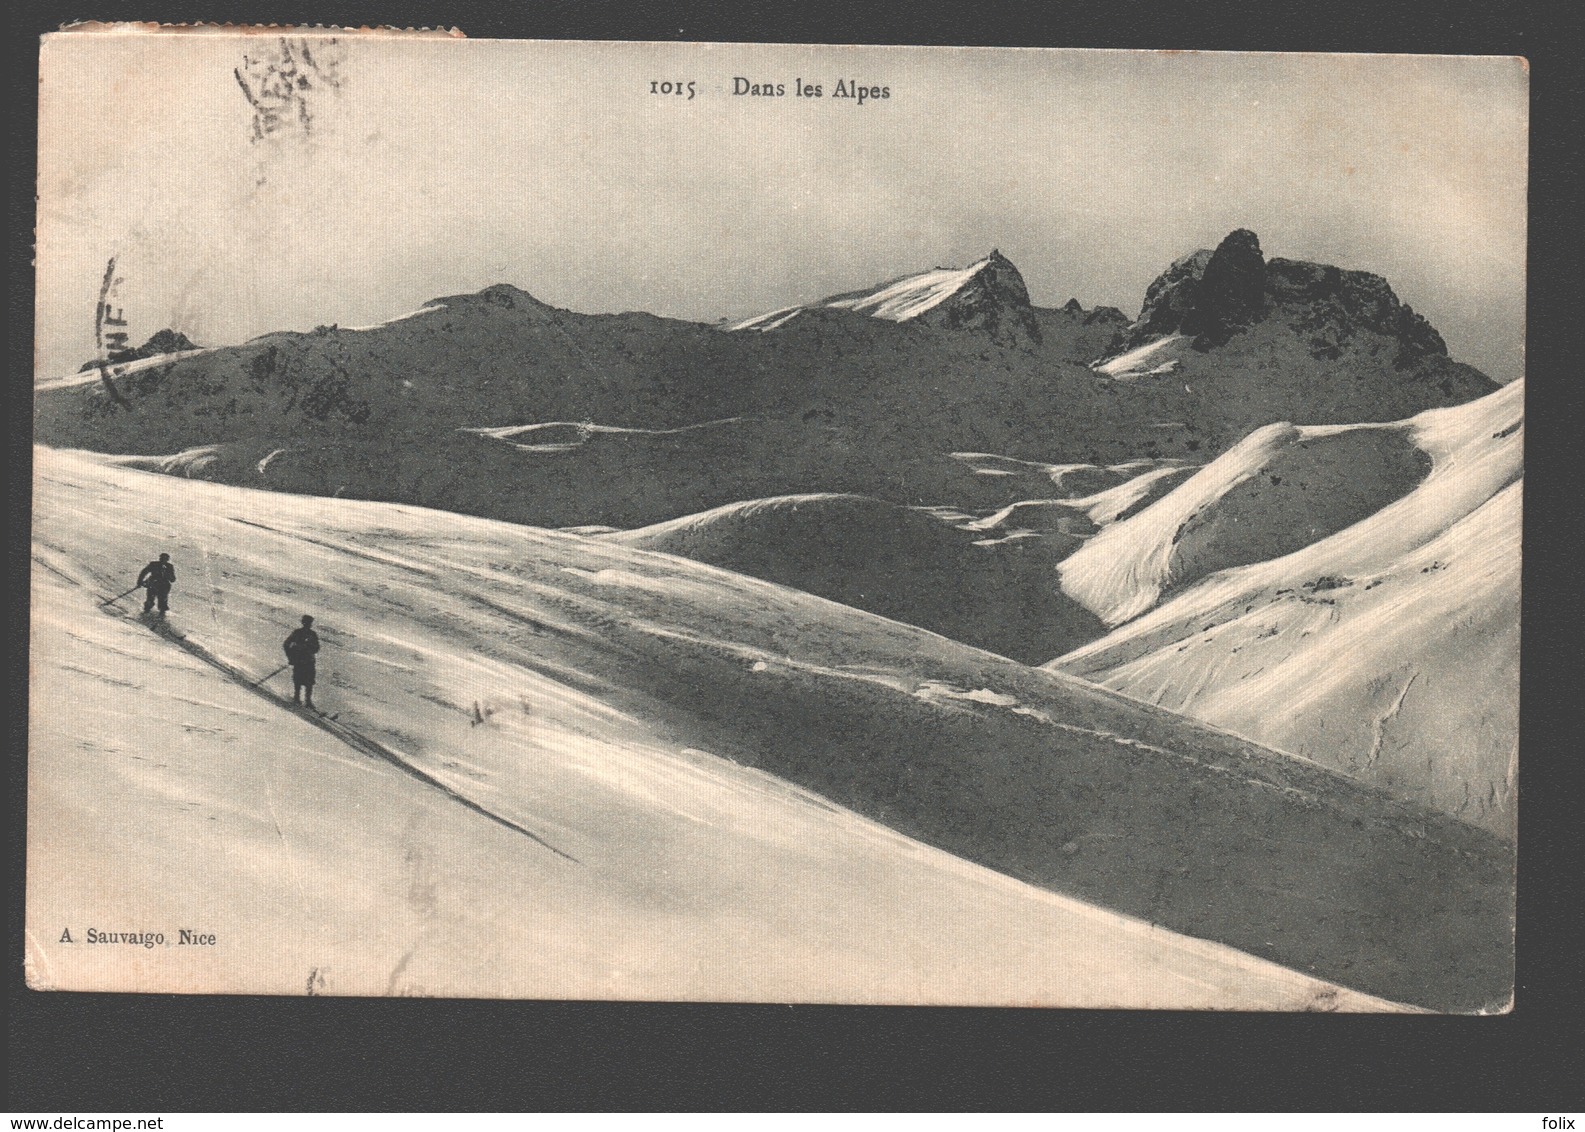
[29, 31, 1524, 1010]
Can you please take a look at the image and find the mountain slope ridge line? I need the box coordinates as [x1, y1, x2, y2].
[308, 504, 1500, 853]
[1048, 383, 1522, 835]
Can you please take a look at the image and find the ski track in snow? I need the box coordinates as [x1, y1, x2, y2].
[94, 580, 581, 860]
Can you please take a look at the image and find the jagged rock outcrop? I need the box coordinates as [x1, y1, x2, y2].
[1062, 297, 1128, 326]
[1181, 228, 1267, 346]
[1114, 228, 1457, 367]
[1121, 248, 1214, 347]
[1264, 257, 1448, 367]
[80, 328, 200, 371]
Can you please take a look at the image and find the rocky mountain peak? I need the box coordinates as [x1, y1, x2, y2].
[1122, 247, 1215, 348]
[913, 250, 1041, 344]
[1181, 228, 1266, 346]
[140, 328, 200, 355]
[727, 250, 1040, 343]
[976, 249, 1030, 301]
[1114, 229, 1454, 366]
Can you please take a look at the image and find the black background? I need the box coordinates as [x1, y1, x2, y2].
[8, 0, 1583, 1111]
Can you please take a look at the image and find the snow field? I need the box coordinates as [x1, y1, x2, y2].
[29, 449, 1406, 1007]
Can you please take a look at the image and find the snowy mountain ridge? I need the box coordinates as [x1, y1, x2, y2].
[728, 250, 1044, 342]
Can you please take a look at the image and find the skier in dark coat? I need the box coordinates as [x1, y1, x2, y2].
[137, 553, 176, 614]
[283, 615, 321, 708]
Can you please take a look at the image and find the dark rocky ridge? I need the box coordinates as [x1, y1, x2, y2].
[1184, 228, 1268, 346]
[79, 328, 200, 371]
[1116, 228, 1457, 366]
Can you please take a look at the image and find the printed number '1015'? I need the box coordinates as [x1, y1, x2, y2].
[651, 80, 696, 100]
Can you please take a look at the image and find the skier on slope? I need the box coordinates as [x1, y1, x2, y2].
[283, 614, 321, 708]
[136, 552, 177, 615]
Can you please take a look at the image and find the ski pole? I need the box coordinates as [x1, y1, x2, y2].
[249, 663, 290, 688]
[99, 583, 143, 606]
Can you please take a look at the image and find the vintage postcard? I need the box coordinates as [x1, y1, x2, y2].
[28, 31, 1524, 1010]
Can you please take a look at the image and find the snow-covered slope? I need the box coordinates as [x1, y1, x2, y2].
[727, 251, 1042, 342]
[461, 418, 748, 453]
[35, 562, 1410, 1007]
[30, 450, 1512, 1008]
[1059, 417, 1436, 625]
[1092, 334, 1190, 379]
[602, 493, 1103, 664]
[945, 455, 1198, 536]
[596, 463, 1193, 666]
[1053, 381, 1523, 835]
[827, 262, 996, 321]
[728, 257, 996, 329]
